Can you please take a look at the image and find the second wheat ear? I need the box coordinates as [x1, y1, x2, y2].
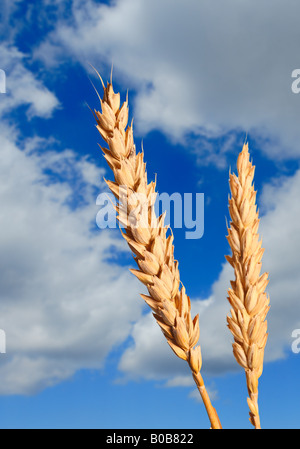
[226, 142, 270, 429]
[90, 71, 221, 429]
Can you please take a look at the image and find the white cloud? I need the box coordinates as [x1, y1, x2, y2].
[188, 385, 219, 404]
[0, 122, 144, 395]
[118, 312, 189, 382]
[34, 0, 300, 159]
[165, 376, 194, 388]
[0, 0, 23, 41]
[0, 43, 59, 118]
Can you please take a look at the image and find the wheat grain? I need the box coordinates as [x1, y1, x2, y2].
[90, 68, 221, 429]
[226, 142, 270, 429]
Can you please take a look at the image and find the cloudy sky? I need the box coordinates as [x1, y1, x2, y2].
[0, 0, 300, 429]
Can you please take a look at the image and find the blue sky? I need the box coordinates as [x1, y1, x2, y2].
[0, 0, 300, 429]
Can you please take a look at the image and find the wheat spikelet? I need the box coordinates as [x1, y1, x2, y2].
[226, 142, 270, 429]
[90, 68, 221, 429]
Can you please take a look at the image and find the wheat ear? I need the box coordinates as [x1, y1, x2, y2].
[226, 142, 270, 429]
[90, 71, 221, 429]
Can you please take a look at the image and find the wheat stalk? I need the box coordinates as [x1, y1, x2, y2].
[226, 142, 270, 429]
[89, 68, 221, 429]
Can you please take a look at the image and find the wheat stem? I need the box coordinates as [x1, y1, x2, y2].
[90, 71, 221, 429]
[192, 371, 222, 429]
[226, 142, 270, 429]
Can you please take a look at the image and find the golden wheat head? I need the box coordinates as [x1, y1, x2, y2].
[90, 69, 221, 429]
[226, 142, 270, 429]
